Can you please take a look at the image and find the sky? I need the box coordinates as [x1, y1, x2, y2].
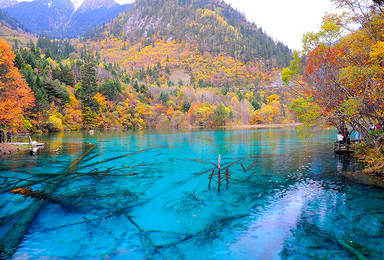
[224, 0, 339, 51]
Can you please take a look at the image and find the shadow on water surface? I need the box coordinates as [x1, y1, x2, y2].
[0, 128, 383, 259]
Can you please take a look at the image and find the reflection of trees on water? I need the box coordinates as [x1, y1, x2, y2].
[335, 153, 359, 174]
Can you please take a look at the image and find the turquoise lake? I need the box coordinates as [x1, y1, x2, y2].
[0, 128, 383, 259]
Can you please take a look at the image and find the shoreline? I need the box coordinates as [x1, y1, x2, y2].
[341, 171, 384, 189]
[0, 143, 32, 159]
[224, 123, 301, 129]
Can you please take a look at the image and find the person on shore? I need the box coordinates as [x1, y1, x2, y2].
[6, 130, 12, 143]
[0, 130, 4, 143]
[354, 130, 362, 142]
[337, 132, 344, 144]
[370, 124, 375, 131]
[344, 128, 350, 144]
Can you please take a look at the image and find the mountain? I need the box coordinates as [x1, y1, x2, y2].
[71, 0, 83, 9]
[1, 0, 131, 38]
[3, 0, 75, 37]
[88, 0, 291, 65]
[84, 0, 292, 87]
[77, 0, 117, 11]
[66, 2, 130, 38]
[0, 8, 35, 46]
[0, 0, 17, 8]
[0, 8, 29, 32]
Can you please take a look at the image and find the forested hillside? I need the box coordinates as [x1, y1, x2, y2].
[0, 0, 295, 132]
[0, 9, 34, 45]
[93, 0, 291, 65]
[4, 0, 75, 36]
[83, 0, 291, 88]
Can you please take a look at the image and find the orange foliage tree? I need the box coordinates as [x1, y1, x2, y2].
[0, 38, 35, 129]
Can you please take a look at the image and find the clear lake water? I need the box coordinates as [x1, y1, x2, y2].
[0, 128, 383, 259]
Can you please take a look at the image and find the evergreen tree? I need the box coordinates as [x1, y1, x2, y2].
[99, 79, 122, 101]
[79, 54, 99, 112]
[14, 51, 24, 70]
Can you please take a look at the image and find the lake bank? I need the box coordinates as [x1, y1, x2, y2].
[0, 143, 23, 158]
[341, 171, 384, 189]
[225, 123, 301, 129]
[0, 142, 39, 159]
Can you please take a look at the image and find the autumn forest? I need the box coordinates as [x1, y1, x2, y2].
[0, 0, 295, 133]
[2, 0, 384, 158]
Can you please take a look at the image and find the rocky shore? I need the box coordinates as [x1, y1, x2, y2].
[0, 143, 29, 159]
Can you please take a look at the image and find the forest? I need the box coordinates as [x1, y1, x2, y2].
[0, 36, 294, 132]
[0, 0, 295, 133]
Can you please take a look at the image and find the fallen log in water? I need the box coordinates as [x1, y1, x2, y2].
[300, 216, 368, 260]
[77, 146, 166, 170]
[0, 143, 97, 258]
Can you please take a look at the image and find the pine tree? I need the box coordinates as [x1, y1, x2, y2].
[79, 54, 99, 112]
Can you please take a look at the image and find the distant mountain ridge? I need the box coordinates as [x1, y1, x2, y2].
[0, 0, 17, 8]
[0, 7, 29, 32]
[0, 0, 131, 38]
[77, 0, 117, 11]
[0, 7, 35, 45]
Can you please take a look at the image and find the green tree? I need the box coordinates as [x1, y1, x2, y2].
[14, 51, 24, 70]
[290, 97, 322, 139]
[182, 100, 191, 113]
[82, 107, 98, 129]
[213, 104, 229, 126]
[159, 92, 169, 104]
[79, 54, 99, 112]
[99, 79, 122, 101]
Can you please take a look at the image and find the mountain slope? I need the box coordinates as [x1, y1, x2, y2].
[2, 0, 130, 38]
[3, 0, 75, 37]
[83, 0, 292, 87]
[0, 0, 17, 8]
[0, 8, 35, 45]
[77, 0, 117, 11]
[88, 0, 291, 66]
[65, 3, 131, 38]
[0, 8, 29, 32]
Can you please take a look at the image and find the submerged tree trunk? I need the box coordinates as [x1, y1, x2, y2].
[0, 144, 97, 257]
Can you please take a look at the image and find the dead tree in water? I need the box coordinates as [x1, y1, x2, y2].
[208, 155, 231, 192]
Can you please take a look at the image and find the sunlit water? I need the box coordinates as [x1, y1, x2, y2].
[0, 128, 383, 259]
